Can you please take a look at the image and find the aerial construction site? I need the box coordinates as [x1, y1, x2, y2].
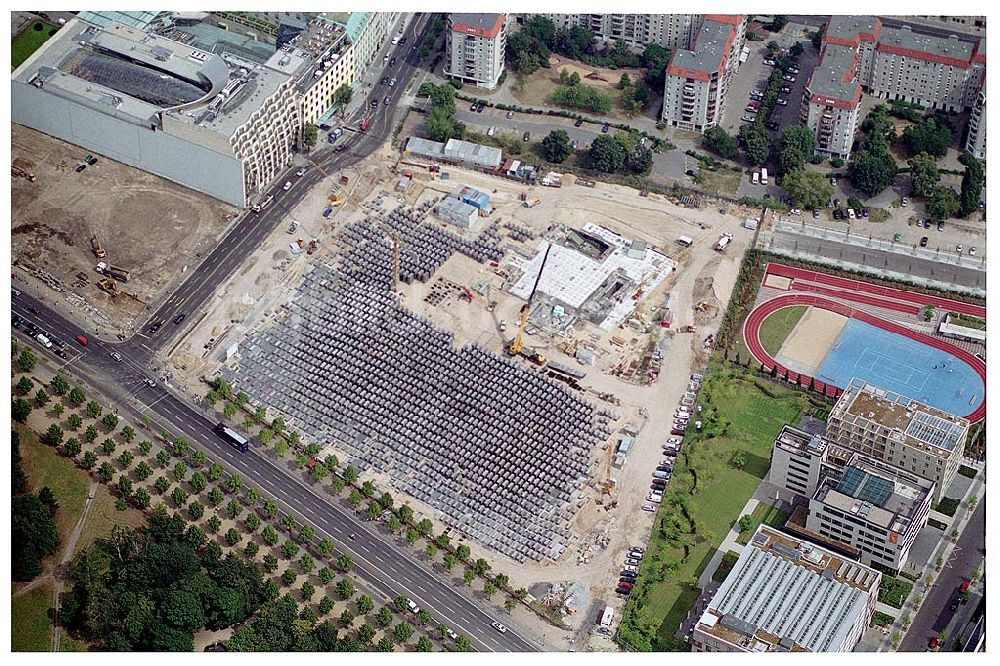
[163, 147, 753, 643]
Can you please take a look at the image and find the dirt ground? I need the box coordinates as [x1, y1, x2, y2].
[775, 306, 848, 374]
[10, 125, 235, 334]
[170, 147, 757, 647]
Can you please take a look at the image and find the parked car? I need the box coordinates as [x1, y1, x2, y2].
[780, 86, 791, 93]
[522, 131, 531, 141]
[920, 236, 928, 247]
[776, 98, 788, 106]
[937, 220, 945, 231]
[901, 197, 909, 207]
[641, 504, 656, 512]
[75, 164, 86, 172]
[783, 74, 796, 82]
[283, 181, 292, 191]
[751, 89, 763, 97]
[407, 599, 420, 613]
[574, 118, 584, 127]
[671, 428, 686, 436]
[296, 167, 306, 177]
[381, 76, 389, 85]
[620, 570, 638, 579]
[384, 95, 391, 105]
[950, 599, 960, 611]
[602, 123, 610, 133]
[625, 557, 641, 566]
[788, 66, 800, 74]
[833, 198, 841, 207]
[487, 126, 496, 137]
[969, 246, 977, 256]
[615, 586, 631, 596]
[763, 58, 776, 66]
[618, 581, 634, 591]
[109, 351, 123, 362]
[390, 77, 397, 86]
[790, 208, 801, 215]
[766, 121, 780, 131]
[813, 209, 820, 219]
[370, 99, 379, 108]
[653, 471, 671, 480]
[861, 208, 869, 217]
[956, 243, 963, 253]
[507, 110, 515, 119]
[741, 114, 757, 123]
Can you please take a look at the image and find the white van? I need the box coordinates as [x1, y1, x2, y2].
[677, 235, 694, 247]
[752, 171, 760, 185]
[36, 333, 52, 348]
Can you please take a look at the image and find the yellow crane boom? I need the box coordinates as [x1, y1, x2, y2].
[508, 244, 552, 361]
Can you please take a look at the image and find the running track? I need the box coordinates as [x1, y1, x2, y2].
[744, 265, 986, 422]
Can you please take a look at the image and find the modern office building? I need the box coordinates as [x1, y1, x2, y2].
[661, 15, 747, 132]
[824, 378, 968, 503]
[445, 14, 507, 89]
[12, 18, 304, 207]
[691, 525, 880, 652]
[805, 455, 934, 573]
[966, 82, 986, 159]
[769, 425, 852, 497]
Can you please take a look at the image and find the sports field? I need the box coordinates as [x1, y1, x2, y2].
[816, 319, 983, 417]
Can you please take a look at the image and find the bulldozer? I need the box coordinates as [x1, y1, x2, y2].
[91, 234, 106, 259]
[98, 278, 120, 297]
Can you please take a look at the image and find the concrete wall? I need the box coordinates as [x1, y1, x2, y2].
[12, 80, 246, 206]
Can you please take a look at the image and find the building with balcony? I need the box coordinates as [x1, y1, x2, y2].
[966, 82, 986, 159]
[661, 15, 747, 132]
[824, 377, 968, 503]
[520, 13, 698, 51]
[802, 41, 864, 159]
[691, 525, 880, 653]
[445, 14, 507, 90]
[12, 18, 305, 207]
[805, 455, 934, 573]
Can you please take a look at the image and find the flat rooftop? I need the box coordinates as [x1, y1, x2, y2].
[672, 18, 735, 75]
[809, 43, 861, 103]
[826, 15, 880, 43]
[879, 25, 976, 62]
[815, 454, 934, 532]
[774, 424, 828, 457]
[697, 525, 880, 652]
[837, 378, 968, 453]
[15, 18, 303, 139]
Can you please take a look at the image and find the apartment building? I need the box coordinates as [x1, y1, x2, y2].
[806, 455, 934, 573]
[824, 378, 968, 503]
[661, 15, 747, 132]
[12, 18, 304, 206]
[965, 82, 986, 159]
[522, 13, 698, 51]
[802, 15, 986, 158]
[445, 14, 507, 90]
[691, 525, 880, 652]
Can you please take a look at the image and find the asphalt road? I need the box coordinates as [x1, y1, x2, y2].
[127, 13, 435, 362]
[767, 229, 986, 290]
[12, 294, 538, 652]
[899, 501, 984, 652]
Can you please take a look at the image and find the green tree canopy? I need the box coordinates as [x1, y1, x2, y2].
[540, 129, 573, 163]
[908, 152, 941, 198]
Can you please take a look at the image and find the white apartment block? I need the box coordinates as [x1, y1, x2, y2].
[966, 82, 986, 159]
[520, 13, 697, 51]
[661, 15, 747, 132]
[806, 455, 934, 573]
[692, 525, 880, 653]
[824, 378, 968, 504]
[446, 14, 507, 90]
[801, 41, 864, 159]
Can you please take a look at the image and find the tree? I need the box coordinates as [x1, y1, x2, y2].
[959, 154, 984, 216]
[12, 494, 60, 580]
[766, 40, 780, 53]
[154, 475, 171, 494]
[347, 489, 362, 507]
[18, 348, 36, 372]
[376, 607, 393, 627]
[443, 554, 457, 572]
[337, 554, 354, 572]
[298, 553, 314, 574]
[781, 169, 834, 209]
[540, 129, 573, 163]
[737, 514, 755, 532]
[101, 438, 117, 455]
[281, 569, 297, 586]
[456, 544, 471, 560]
[51, 405, 63, 418]
[281, 540, 300, 559]
[244, 540, 259, 558]
[82, 451, 98, 470]
[208, 487, 224, 506]
[927, 186, 960, 220]
[263, 554, 279, 573]
[425, 105, 463, 142]
[394, 622, 413, 643]
[357, 622, 376, 645]
[300, 580, 315, 601]
[739, 124, 772, 165]
[909, 152, 940, 197]
[227, 499, 243, 520]
[171, 486, 189, 508]
[101, 413, 119, 431]
[625, 146, 653, 175]
[302, 122, 318, 149]
[207, 462, 223, 481]
[343, 465, 358, 484]
[84, 425, 98, 443]
[317, 596, 334, 616]
[299, 525, 315, 543]
[264, 499, 279, 519]
[416, 635, 433, 652]
[117, 449, 134, 469]
[139, 440, 152, 455]
[12, 398, 32, 424]
[86, 400, 103, 419]
[133, 488, 151, 509]
[190, 471, 207, 494]
[790, 41, 804, 57]
[16, 376, 34, 395]
[463, 569, 475, 586]
[97, 462, 115, 484]
[902, 116, 952, 157]
[33, 389, 50, 408]
[455, 635, 472, 651]
[173, 461, 188, 482]
[318, 538, 334, 557]
[336, 578, 354, 599]
[484, 582, 497, 597]
[848, 147, 897, 197]
[245, 512, 261, 532]
[703, 126, 739, 159]
[588, 134, 627, 173]
[226, 474, 243, 493]
[62, 438, 82, 458]
[68, 413, 83, 430]
[778, 125, 815, 174]
[50, 374, 70, 396]
[333, 83, 353, 110]
[69, 386, 86, 406]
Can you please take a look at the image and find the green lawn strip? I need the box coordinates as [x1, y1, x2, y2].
[12, 582, 54, 651]
[15, 423, 89, 542]
[736, 503, 791, 546]
[757, 305, 806, 357]
[933, 496, 960, 517]
[871, 611, 896, 627]
[696, 167, 742, 197]
[12, 20, 59, 69]
[618, 362, 811, 651]
[957, 465, 978, 480]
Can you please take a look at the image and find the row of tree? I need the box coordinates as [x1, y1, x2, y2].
[12, 426, 61, 581]
[419, 83, 465, 143]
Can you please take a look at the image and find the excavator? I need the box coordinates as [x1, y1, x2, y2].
[505, 244, 551, 366]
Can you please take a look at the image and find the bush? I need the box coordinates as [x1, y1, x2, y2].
[934, 496, 960, 517]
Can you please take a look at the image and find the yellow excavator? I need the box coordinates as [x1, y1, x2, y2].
[505, 244, 551, 366]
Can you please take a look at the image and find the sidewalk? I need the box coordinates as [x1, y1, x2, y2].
[875, 467, 985, 651]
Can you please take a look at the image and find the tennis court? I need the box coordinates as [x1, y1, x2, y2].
[815, 319, 984, 417]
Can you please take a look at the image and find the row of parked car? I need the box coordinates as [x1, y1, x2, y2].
[614, 546, 645, 596]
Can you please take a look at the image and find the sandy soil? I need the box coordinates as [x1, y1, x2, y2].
[548, 56, 646, 92]
[11, 125, 235, 335]
[776, 306, 848, 374]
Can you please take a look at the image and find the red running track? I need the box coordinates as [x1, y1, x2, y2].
[766, 263, 986, 318]
[744, 293, 986, 422]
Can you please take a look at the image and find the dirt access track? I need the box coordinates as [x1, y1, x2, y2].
[10, 125, 235, 334]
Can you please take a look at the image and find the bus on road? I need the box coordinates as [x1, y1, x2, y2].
[214, 423, 249, 452]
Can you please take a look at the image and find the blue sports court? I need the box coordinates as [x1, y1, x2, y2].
[815, 319, 983, 417]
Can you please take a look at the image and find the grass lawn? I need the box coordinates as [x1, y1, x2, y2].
[76, 483, 145, 553]
[617, 361, 814, 651]
[12, 582, 54, 651]
[757, 305, 806, 356]
[696, 167, 742, 197]
[12, 20, 59, 69]
[15, 423, 89, 545]
[736, 503, 791, 545]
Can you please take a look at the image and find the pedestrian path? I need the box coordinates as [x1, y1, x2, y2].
[696, 497, 757, 588]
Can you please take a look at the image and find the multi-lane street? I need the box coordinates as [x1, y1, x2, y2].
[12, 13, 539, 652]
